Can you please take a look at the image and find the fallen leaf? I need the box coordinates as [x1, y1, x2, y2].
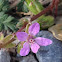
[48, 24, 62, 41]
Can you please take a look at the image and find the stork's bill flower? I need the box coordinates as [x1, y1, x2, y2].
[16, 23, 52, 56]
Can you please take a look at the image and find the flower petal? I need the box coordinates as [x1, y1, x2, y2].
[30, 43, 40, 53]
[16, 32, 28, 41]
[20, 42, 30, 56]
[29, 23, 40, 36]
[35, 37, 52, 46]
[23, 42, 30, 48]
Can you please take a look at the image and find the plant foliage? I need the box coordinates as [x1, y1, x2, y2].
[0, 12, 18, 32]
[0, 0, 9, 12]
[17, 0, 29, 12]
[25, 0, 54, 29]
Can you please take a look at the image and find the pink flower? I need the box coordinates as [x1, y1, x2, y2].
[16, 23, 52, 56]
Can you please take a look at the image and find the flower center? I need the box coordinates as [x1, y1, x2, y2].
[29, 39, 35, 43]
[27, 35, 35, 44]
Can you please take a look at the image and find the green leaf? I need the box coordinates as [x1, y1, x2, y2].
[25, 1, 38, 15]
[0, 34, 16, 48]
[0, 24, 3, 31]
[2, 34, 16, 48]
[16, 18, 28, 29]
[17, 42, 25, 54]
[0, 0, 9, 12]
[0, 12, 18, 32]
[37, 16, 54, 29]
[3, 34, 13, 43]
[5, 43, 16, 48]
[22, 3, 29, 13]
[31, 0, 44, 12]
[25, 24, 30, 33]
[25, 0, 44, 15]
[3, 16, 14, 23]
[5, 23, 16, 31]
[17, 43, 22, 54]
[17, 0, 29, 12]
[4, 25, 8, 30]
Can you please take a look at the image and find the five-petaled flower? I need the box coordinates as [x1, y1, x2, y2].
[16, 23, 52, 56]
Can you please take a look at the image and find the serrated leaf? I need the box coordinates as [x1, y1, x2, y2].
[4, 25, 8, 30]
[3, 16, 14, 23]
[2, 5, 9, 12]
[0, 0, 9, 12]
[0, 12, 17, 32]
[6, 23, 16, 31]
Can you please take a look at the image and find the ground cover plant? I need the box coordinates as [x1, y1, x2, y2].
[0, 0, 62, 62]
